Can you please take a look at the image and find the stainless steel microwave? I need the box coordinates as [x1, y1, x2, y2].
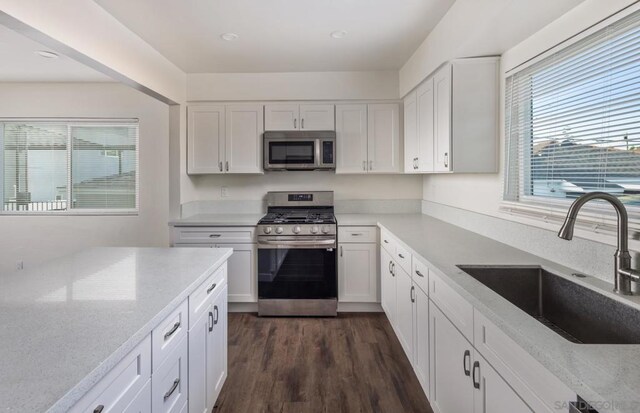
[263, 131, 336, 171]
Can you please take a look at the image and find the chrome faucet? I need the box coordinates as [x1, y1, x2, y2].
[558, 192, 640, 295]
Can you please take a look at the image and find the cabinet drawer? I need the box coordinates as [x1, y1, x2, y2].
[338, 226, 378, 243]
[380, 228, 396, 255]
[152, 335, 188, 413]
[395, 243, 412, 275]
[474, 310, 575, 413]
[189, 263, 227, 329]
[429, 268, 474, 341]
[172, 227, 255, 244]
[152, 299, 188, 372]
[123, 379, 151, 412]
[70, 335, 151, 413]
[412, 257, 429, 295]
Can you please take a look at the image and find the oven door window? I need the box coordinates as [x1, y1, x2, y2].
[268, 141, 316, 165]
[258, 248, 336, 299]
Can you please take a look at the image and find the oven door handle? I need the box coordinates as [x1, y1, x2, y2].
[258, 239, 336, 249]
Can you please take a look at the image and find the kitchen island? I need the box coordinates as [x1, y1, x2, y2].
[0, 247, 232, 412]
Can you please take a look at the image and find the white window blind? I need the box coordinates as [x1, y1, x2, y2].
[1, 120, 138, 214]
[504, 9, 640, 225]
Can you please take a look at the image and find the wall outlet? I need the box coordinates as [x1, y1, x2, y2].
[221, 186, 229, 198]
[16, 261, 24, 270]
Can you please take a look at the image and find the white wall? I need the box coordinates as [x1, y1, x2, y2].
[398, 0, 586, 97]
[0, 82, 169, 274]
[187, 71, 399, 101]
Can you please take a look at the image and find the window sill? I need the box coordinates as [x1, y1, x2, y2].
[0, 211, 139, 217]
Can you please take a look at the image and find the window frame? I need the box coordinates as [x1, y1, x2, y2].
[501, 4, 640, 236]
[0, 118, 139, 216]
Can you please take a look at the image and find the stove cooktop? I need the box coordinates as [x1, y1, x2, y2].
[258, 209, 336, 225]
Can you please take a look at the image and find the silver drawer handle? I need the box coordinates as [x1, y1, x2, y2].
[209, 234, 221, 238]
[207, 283, 217, 294]
[398, 253, 405, 259]
[93, 406, 104, 413]
[214, 305, 219, 325]
[415, 270, 424, 277]
[164, 322, 180, 340]
[351, 233, 363, 236]
[383, 239, 389, 244]
[164, 378, 180, 401]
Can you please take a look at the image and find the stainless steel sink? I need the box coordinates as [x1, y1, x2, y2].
[457, 265, 640, 344]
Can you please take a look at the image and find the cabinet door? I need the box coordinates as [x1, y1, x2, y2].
[216, 243, 256, 303]
[336, 104, 368, 173]
[264, 103, 299, 131]
[380, 248, 396, 326]
[395, 265, 414, 359]
[417, 78, 435, 172]
[414, 285, 430, 399]
[188, 307, 211, 413]
[434, 64, 452, 172]
[403, 91, 419, 173]
[187, 105, 225, 174]
[473, 352, 535, 413]
[225, 104, 264, 173]
[299, 104, 335, 130]
[367, 103, 401, 173]
[208, 285, 228, 407]
[429, 301, 474, 413]
[338, 243, 377, 302]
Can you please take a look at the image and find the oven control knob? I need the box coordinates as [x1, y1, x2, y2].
[292, 226, 301, 234]
[275, 227, 284, 234]
[311, 226, 319, 234]
[321, 226, 330, 234]
[263, 226, 272, 234]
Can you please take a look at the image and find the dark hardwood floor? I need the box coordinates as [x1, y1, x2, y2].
[214, 312, 434, 413]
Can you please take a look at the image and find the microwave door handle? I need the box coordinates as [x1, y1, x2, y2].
[315, 139, 321, 168]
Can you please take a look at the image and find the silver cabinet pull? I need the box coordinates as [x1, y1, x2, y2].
[410, 286, 415, 303]
[415, 270, 424, 277]
[351, 233, 363, 236]
[208, 311, 214, 332]
[398, 253, 405, 259]
[391, 262, 395, 276]
[362, 161, 366, 171]
[218, 161, 223, 172]
[225, 161, 229, 171]
[369, 160, 373, 170]
[207, 283, 217, 294]
[389, 261, 393, 274]
[294, 118, 297, 129]
[463, 350, 471, 376]
[213, 305, 219, 325]
[444, 152, 449, 168]
[93, 406, 104, 413]
[472, 361, 480, 389]
[301, 118, 305, 129]
[383, 239, 389, 244]
[209, 234, 221, 238]
[164, 321, 180, 340]
[164, 378, 180, 401]
[340, 246, 343, 257]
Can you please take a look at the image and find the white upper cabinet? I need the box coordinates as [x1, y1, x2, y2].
[336, 103, 401, 174]
[367, 103, 401, 173]
[264, 103, 334, 131]
[336, 104, 368, 173]
[188, 104, 263, 174]
[433, 64, 452, 172]
[225, 104, 264, 173]
[299, 104, 335, 130]
[402, 57, 499, 174]
[403, 90, 418, 173]
[187, 105, 225, 174]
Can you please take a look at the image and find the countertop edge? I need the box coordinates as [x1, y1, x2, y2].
[45, 248, 233, 413]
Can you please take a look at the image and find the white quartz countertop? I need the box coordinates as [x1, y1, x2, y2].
[169, 213, 263, 226]
[0, 247, 232, 413]
[374, 214, 640, 413]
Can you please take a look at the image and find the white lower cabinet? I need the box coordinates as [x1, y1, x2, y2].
[413, 284, 430, 398]
[473, 352, 534, 413]
[123, 380, 151, 413]
[380, 247, 397, 325]
[338, 242, 377, 303]
[395, 265, 414, 358]
[152, 336, 188, 413]
[209, 284, 228, 404]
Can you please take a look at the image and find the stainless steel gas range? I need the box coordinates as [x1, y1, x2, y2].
[257, 191, 337, 316]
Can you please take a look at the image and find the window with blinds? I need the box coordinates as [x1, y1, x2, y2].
[0, 120, 138, 214]
[504, 9, 640, 222]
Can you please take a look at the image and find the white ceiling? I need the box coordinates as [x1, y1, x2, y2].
[0, 24, 112, 82]
[94, 0, 456, 73]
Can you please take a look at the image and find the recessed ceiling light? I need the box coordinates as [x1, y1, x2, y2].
[330, 30, 348, 39]
[35, 50, 59, 59]
[220, 33, 239, 41]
